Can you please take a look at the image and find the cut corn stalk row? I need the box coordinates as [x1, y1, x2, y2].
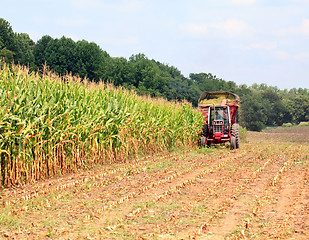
[119, 149, 271, 232]
[232, 146, 307, 239]
[95, 155, 209, 213]
[122, 152, 248, 219]
[191, 150, 286, 238]
[94, 153, 245, 221]
[0, 153, 175, 207]
[271, 168, 307, 238]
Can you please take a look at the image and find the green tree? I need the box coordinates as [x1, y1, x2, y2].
[34, 36, 110, 81]
[104, 57, 135, 87]
[239, 91, 266, 131]
[34, 36, 76, 75]
[75, 40, 110, 81]
[190, 72, 236, 93]
[0, 47, 14, 62]
[127, 54, 169, 97]
[0, 18, 18, 63]
[14, 33, 35, 68]
[284, 95, 309, 123]
[0, 18, 17, 52]
[33, 35, 53, 67]
[47, 36, 76, 75]
[261, 89, 287, 126]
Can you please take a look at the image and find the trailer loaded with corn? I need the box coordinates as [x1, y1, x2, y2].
[198, 91, 240, 149]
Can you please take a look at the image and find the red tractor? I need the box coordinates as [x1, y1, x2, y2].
[198, 91, 240, 149]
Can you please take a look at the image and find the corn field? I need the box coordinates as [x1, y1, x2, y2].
[0, 63, 203, 187]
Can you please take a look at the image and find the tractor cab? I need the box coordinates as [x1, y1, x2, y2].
[209, 106, 230, 141]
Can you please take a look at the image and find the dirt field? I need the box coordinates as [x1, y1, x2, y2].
[0, 126, 308, 239]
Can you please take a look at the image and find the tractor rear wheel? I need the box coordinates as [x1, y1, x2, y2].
[231, 123, 240, 149]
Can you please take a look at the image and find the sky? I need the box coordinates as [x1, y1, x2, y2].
[2, 0, 309, 90]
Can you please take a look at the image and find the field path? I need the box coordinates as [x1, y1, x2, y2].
[0, 127, 308, 239]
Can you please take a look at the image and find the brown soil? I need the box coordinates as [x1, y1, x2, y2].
[0, 127, 308, 240]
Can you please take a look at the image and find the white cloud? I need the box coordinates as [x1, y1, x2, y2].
[179, 23, 208, 37]
[251, 42, 277, 50]
[56, 17, 89, 27]
[213, 19, 252, 37]
[71, 0, 145, 13]
[30, 15, 48, 25]
[300, 19, 309, 35]
[101, 36, 139, 46]
[115, 0, 146, 13]
[295, 52, 309, 60]
[278, 19, 309, 36]
[294, 0, 309, 3]
[229, 0, 259, 5]
[236, 42, 277, 51]
[70, 0, 101, 8]
[179, 19, 252, 38]
[275, 50, 290, 60]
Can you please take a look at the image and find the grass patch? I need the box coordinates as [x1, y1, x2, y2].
[224, 162, 238, 171]
[192, 203, 209, 214]
[196, 145, 229, 154]
[177, 218, 198, 227]
[141, 212, 167, 225]
[240, 126, 248, 143]
[160, 202, 180, 212]
[281, 229, 295, 237]
[144, 160, 176, 173]
[293, 158, 308, 169]
[298, 121, 309, 127]
[0, 213, 20, 230]
[225, 229, 242, 238]
[250, 162, 262, 170]
[131, 201, 155, 211]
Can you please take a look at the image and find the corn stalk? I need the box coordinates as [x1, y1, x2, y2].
[0, 62, 203, 187]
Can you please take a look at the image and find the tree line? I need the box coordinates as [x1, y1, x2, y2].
[1, 18, 308, 131]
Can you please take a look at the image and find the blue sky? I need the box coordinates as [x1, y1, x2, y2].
[2, 0, 309, 90]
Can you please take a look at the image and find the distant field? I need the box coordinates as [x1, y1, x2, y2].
[248, 125, 309, 144]
[0, 126, 308, 239]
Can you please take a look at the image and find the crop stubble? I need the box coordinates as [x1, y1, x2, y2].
[0, 128, 308, 239]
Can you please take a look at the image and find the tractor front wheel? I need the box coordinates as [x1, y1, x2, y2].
[201, 136, 206, 147]
[230, 136, 236, 150]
